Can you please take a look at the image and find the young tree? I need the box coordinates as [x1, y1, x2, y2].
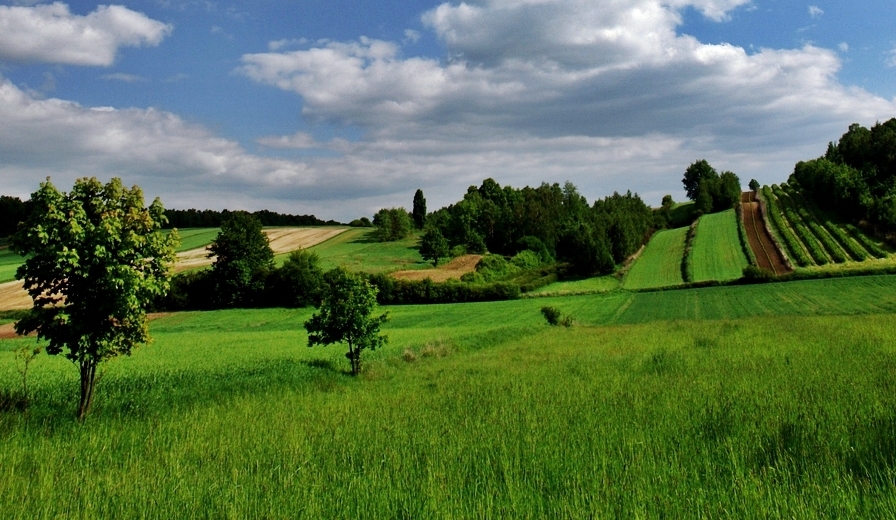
[304, 268, 388, 375]
[10, 178, 177, 420]
[419, 227, 449, 266]
[372, 208, 413, 241]
[267, 248, 324, 307]
[208, 211, 274, 307]
[715, 171, 742, 210]
[412, 189, 427, 229]
[749, 179, 760, 192]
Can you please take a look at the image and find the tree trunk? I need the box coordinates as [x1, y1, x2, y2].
[78, 359, 98, 422]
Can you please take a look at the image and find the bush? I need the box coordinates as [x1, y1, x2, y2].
[541, 306, 573, 327]
[264, 249, 324, 307]
[372, 208, 413, 241]
[365, 273, 520, 305]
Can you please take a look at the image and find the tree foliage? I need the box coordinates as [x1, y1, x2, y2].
[683, 160, 741, 214]
[266, 249, 323, 307]
[682, 159, 718, 201]
[10, 177, 177, 420]
[419, 227, 449, 266]
[412, 189, 427, 230]
[304, 268, 388, 375]
[0, 195, 30, 239]
[372, 207, 413, 242]
[790, 118, 896, 241]
[208, 211, 274, 307]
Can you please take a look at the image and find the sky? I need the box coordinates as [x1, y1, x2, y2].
[0, 0, 894, 222]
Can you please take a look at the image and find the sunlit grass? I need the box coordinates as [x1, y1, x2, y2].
[689, 209, 749, 283]
[309, 228, 430, 273]
[623, 227, 687, 290]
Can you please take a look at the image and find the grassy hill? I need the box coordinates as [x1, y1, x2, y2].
[307, 228, 430, 273]
[623, 227, 687, 290]
[3, 275, 896, 516]
[688, 209, 749, 283]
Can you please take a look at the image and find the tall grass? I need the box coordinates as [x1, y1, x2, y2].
[2, 303, 896, 517]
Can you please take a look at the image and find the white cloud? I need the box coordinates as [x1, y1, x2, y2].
[838, 42, 849, 53]
[888, 47, 896, 68]
[808, 5, 824, 19]
[403, 29, 421, 44]
[101, 73, 148, 83]
[0, 2, 171, 66]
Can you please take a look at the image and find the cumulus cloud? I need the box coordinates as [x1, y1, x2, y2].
[808, 5, 824, 19]
[0, 2, 171, 66]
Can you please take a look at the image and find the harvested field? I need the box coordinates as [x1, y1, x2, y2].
[391, 255, 482, 282]
[175, 227, 347, 272]
[0, 228, 348, 309]
[741, 192, 790, 275]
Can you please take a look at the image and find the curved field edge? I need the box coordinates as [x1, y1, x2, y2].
[3, 292, 896, 516]
[688, 209, 749, 283]
[623, 227, 687, 290]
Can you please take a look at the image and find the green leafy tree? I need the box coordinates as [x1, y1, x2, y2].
[412, 189, 427, 230]
[419, 227, 450, 266]
[305, 268, 388, 375]
[682, 159, 719, 200]
[372, 208, 413, 241]
[10, 177, 177, 420]
[267, 249, 323, 307]
[208, 211, 274, 307]
[715, 171, 742, 210]
[749, 179, 760, 191]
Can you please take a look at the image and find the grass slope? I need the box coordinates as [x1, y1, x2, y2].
[308, 228, 430, 273]
[689, 209, 749, 283]
[0, 248, 24, 283]
[525, 275, 619, 296]
[3, 277, 896, 516]
[623, 227, 687, 290]
[169, 227, 219, 253]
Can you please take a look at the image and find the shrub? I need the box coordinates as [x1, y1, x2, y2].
[541, 306, 562, 326]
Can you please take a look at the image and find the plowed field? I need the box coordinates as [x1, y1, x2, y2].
[741, 192, 790, 275]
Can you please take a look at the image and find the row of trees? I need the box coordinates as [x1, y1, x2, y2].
[0, 195, 30, 239]
[681, 159, 742, 214]
[163, 207, 340, 229]
[789, 118, 896, 241]
[417, 179, 658, 276]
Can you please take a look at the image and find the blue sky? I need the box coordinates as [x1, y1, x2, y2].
[0, 0, 894, 221]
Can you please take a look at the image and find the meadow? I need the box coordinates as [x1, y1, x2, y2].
[0, 247, 23, 283]
[623, 227, 687, 290]
[3, 275, 896, 517]
[305, 227, 431, 273]
[688, 209, 749, 283]
[168, 228, 220, 252]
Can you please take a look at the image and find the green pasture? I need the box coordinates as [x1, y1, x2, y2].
[167, 227, 219, 252]
[0, 247, 24, 283]
[623, 227, 687, 290]
[526, 275, 620, 296]
[307, 228, 430, 273]
[4, 275, 896, 516]
[688, 209, 749, 283]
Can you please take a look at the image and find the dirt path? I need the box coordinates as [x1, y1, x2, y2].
[391, 255, 483, 282]
[741, 192, 790, 275]
[0, 227, 349, 310]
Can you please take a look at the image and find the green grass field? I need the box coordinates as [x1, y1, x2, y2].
[526, 275, 619, 296]
[3, 275, 896, 516]
[623, 227, 687, 290]
[0, 247, 24, 283]
[168, 227, 219, 252]
[688, 209, 749, 283]
[307, 228, 430, 273]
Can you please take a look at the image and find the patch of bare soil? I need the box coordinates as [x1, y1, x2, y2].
[174, 227, 348, 272]
[0, 322, 33, 340]
[391, 255, 483, 282]
[741, 191, 790, 275]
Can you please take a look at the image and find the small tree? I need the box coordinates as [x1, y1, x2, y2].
[372, 208, 413, 241]
[716, 171, 742, 210]
[412, 189, 427, 230]
[419, 227, 449, 266]
[749, 179, 760, 192]
[305, 268, 388, 375]
[267, 248, 323, 307]
[208, 211, 274, 307]
[11, 177, 177, 420]
[682, 159, 719, 201]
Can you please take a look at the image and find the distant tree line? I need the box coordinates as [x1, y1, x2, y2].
[421, 178, 659, 276]
[163, 207, 342, 228]
[0, 195, 31, 239]
[789, 118, 896, 243]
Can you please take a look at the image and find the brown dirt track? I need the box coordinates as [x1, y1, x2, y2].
[391, 255, 483, 282]
[741, 192, 790, 275]
[0, 227, 348, 311]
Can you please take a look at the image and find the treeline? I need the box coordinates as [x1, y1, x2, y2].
[790, 118, 896, 243]
[425, 179, 659, 276]
[163, 208, 342, 228]
[0, 195, 31, 239]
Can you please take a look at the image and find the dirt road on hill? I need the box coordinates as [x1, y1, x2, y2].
[391, 255, 483, 282]
[0, 227, 349, 310]
[741, 192, 790, 275]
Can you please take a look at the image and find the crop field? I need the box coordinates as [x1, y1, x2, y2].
[688, 209, 749, 283]
[0, 248, 23, 284]
[526, 275, 620, 296]
[168, 227, 219, 252]
[623, 227, 687, 290]
[3, 275, 896, 517]
[308, 228, 430, 274]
